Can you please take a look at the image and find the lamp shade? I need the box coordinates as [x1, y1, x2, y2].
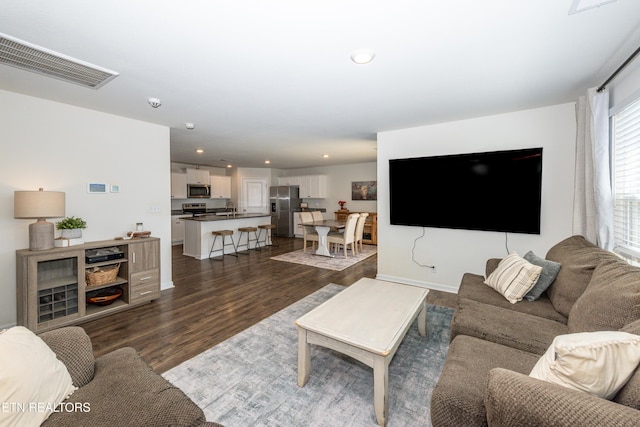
[14, 189, 65, 219]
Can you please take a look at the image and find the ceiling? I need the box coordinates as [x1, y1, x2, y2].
[1, 1, 639, 169]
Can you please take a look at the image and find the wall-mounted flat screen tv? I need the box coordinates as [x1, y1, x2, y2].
[389, 147, 543, 234]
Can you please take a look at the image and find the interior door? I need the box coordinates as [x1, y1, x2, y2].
[242, 177, 268, 214]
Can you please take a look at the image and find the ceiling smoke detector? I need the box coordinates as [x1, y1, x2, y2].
[147, 97, 162, 108]
[350, 49, 376, 64]
[185, 123, 195, 130]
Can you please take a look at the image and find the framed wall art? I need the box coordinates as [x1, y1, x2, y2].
[351, 181, 377, 200]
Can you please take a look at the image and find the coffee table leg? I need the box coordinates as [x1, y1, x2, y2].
[297, 326, 311, 387]
[418, 298, 427, 337]
[373, 355, 389, 426]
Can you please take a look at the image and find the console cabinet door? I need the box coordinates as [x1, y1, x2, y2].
[129, 240, 160, 273]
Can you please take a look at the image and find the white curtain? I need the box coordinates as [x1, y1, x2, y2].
[573, 87, 614, 250]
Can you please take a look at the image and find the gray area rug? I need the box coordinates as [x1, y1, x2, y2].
[270, 245, 377, 271]
[163, 283, 453, 426]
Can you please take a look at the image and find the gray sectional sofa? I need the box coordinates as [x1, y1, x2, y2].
[431, 235, 640, 426]
[39, 326, 221, 427]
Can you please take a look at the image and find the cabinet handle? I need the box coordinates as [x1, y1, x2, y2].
[139, 291, 152, 296]
[133, 253, 136, 263]
[139, 276, 152, 281]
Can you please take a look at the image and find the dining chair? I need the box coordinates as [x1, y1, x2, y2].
[300, 211, 319, 252]
[327, 213, 359, 258]
[354, 213, 369, 254]
[311, 211, 324, 221]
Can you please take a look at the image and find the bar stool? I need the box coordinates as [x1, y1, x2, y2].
[209, 230, 237, 260]
[237, 226, 261, 254]
[258, 224, 278, 247]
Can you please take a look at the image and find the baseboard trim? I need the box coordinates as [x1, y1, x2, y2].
[375, 274, 459, 294]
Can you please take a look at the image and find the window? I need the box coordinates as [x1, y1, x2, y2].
[612, 97, 640, 265]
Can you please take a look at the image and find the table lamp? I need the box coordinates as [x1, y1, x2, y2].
[14, 188, 66, 251]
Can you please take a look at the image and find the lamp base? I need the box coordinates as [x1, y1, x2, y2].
[29, 219, 55, 251]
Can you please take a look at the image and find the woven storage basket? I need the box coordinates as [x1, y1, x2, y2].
[86, 263, 120, 286]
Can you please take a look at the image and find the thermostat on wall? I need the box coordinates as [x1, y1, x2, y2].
[87, 183, 107, 193]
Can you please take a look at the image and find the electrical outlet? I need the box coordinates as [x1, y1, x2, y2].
[149, 206, 160, 213]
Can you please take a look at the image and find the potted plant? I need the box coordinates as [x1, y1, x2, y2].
[56, 216, 87, 239]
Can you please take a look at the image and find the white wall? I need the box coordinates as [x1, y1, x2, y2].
[377, 103, 576, 292]
[0, 90, 172, 328]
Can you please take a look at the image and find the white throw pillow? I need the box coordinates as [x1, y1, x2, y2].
[530, 331, 640, 399]
[0, 326, 77, 426]
[484, 253, 542, 304]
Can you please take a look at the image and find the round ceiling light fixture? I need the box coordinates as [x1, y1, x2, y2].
[350, 49, 376, 64]
[185, 123, 195, 130]
[147, 97, 162, 108]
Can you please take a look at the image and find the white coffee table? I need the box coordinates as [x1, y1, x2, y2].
[294, 278, 429, 426]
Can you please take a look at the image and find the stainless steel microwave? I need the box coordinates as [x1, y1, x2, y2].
[187, 184, 210, 198]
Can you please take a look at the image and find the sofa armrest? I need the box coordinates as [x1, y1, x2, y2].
[486, 258, 501, 278]
[39, 326, 95, 387]
[485, 368, 640, 427]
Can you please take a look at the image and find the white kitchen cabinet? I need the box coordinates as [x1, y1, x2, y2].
[299, 175, 327, 198]
[278, 176, 301, 186]
[186, 168, 210, 185]
[210, 175, 231, 199]
[171, 215, 190, 244]
[171, 173, 187, 199]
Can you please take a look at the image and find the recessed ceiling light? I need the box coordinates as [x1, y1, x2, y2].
[196, 149, 204, 154]
[264, 160, 271, 164]
[350, 49, 375, 64]
[226, 164, 232, 168]
[323, 154, 330, 158]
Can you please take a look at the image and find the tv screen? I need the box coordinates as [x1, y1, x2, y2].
[389, 148, 543, 234]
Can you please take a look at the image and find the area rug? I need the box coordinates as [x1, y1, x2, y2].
[163, 283, 453, 426]
[270, 245, 377, 271]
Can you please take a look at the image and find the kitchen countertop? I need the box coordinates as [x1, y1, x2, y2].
[182, 213, 270, 222]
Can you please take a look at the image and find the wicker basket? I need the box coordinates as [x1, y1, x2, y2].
[86, 263, 120, 286]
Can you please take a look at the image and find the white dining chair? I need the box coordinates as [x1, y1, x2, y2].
[327, 213, 359, 258]
[300, 211, 318, 252]
[354, 213, 369, 254]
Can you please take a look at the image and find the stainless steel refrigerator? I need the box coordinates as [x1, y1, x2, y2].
[270, 186, 301, 237]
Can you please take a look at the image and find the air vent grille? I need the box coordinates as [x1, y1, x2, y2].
[0, 33, 118, 89]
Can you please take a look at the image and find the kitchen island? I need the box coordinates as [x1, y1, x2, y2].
[182, 213, 272, 260]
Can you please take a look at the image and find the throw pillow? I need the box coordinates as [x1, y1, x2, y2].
[530, 331, 640, 399]
[484, 253, 542, 304]
[523, 251, 561, 301]
[0, 326, 77, 426]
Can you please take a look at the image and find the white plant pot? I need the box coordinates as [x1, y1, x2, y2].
[61, 229, 82, 239]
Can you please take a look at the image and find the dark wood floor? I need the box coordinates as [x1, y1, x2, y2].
[80, 237, 455, 374]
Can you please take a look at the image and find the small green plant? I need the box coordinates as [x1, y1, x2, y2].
[56, 216, 87, 230]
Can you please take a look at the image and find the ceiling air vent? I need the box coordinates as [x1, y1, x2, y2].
[0, 33, 118, 89]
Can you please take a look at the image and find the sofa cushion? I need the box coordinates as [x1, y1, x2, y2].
[484, 253, 542, 304]
[568, 258, 640, 333]
[457, 273, 568, 323]
[616, 319, 640, 410]
[42, 347, 208, 427]
[523, 251, 561, 301]
[39, 326, 95, 388]
[530, 331, 640, 399]
[0, 326, 77, 427]
[431, 335, 539, 427]
[545, 235, 619, 318]
[451, 299, 568, 355]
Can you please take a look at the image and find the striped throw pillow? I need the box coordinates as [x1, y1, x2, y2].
[485, 253, 542, 304]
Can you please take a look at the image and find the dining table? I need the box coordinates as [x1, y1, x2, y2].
[302, 219, 346, 257]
